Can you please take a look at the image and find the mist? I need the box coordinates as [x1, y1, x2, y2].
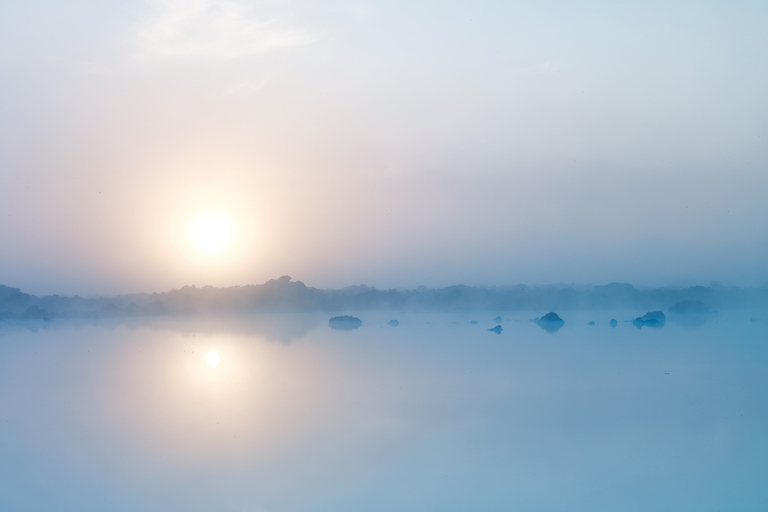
[5, 4, 768, 510]
[1, 0, 767, 295]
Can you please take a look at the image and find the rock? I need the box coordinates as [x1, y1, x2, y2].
[538, 312, 563, 323]
[470, 320, 479, 325]
[632, 311, 666, 329]
[329, 315, 362, 330]
[609, 319, 618, 328]
[387, 319, 399, 327]
[531, 312, 565, 333]
[488, 325, 503, 334]
[587, 321, 595, 326]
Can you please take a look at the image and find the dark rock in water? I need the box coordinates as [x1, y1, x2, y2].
[531, 312, 565, 333]
[493, 316, 502, 323]
[538, 312, 563, 323]
[587, 321, 595, 326]
[387, 319, 399, 327]
[632, 311, 666, 329]
[488, 325, 503, 334]
[669, 300, 712, 316]
[470, 320, 479, 325]
[329, 315, 362, 330]
[610, 319, 618, 328]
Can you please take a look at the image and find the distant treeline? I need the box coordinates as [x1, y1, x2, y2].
[1, 276, 766, 321]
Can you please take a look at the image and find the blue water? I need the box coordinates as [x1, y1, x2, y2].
[1, 311, 766, 511]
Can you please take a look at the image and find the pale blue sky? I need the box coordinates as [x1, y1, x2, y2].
[1, 0, 766, 295]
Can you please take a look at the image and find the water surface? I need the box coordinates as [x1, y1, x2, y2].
[1, 311, 766, 511]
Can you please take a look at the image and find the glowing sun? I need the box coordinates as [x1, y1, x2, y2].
[188, 211, 235, 256]
[205, 350, 220, 368]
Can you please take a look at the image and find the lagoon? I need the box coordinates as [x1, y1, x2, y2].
[1, 311, 766, 511]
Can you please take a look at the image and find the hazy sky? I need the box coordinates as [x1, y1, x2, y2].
[1, 0, 767, 295]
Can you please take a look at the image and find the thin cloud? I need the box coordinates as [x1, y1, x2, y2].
[136, 0, 319, 60]
[347, 3, 373, 22]
[222, 79, 267, 97]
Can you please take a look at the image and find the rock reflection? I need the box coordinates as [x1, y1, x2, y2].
[669, 314, 711, 328]
[536, 323, 564, 334]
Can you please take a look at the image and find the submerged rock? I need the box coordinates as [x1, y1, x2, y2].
[488, 325, 503, 334]
[531, 312, 565, 333]
[669, 300, 712, 315]
[387, 319, 399, 327]
[470, 320, 479, 325]
[493, 316, 502, 323]
[329, 315, 362, 330]
[669, 301, 713, 327]
[632, 311, 666, 329]
[610, 319, 618, 328]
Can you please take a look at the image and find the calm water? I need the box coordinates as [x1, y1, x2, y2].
[1, 311, 767, 511]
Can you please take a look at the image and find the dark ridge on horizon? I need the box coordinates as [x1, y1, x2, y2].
[1, 276, 767, 321]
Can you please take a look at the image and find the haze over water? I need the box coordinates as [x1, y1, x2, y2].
[1, 0, 767, 295]
[2, 311, 767, 511]
[2, 1, 767, 509]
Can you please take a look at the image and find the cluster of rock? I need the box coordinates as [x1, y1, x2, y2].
[324, 302, 724, 335]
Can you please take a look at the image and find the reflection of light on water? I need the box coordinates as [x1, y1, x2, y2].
[205, 350, 220, 368]
[102, 330, 331, 467]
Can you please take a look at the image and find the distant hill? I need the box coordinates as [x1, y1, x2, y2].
[0, 277, 766, 321]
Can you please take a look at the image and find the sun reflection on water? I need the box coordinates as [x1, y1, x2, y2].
[97, 327, 342, 470]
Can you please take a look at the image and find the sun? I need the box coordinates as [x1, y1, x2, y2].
[205, 350, 220, 368]
[188, 211, 235, 256]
